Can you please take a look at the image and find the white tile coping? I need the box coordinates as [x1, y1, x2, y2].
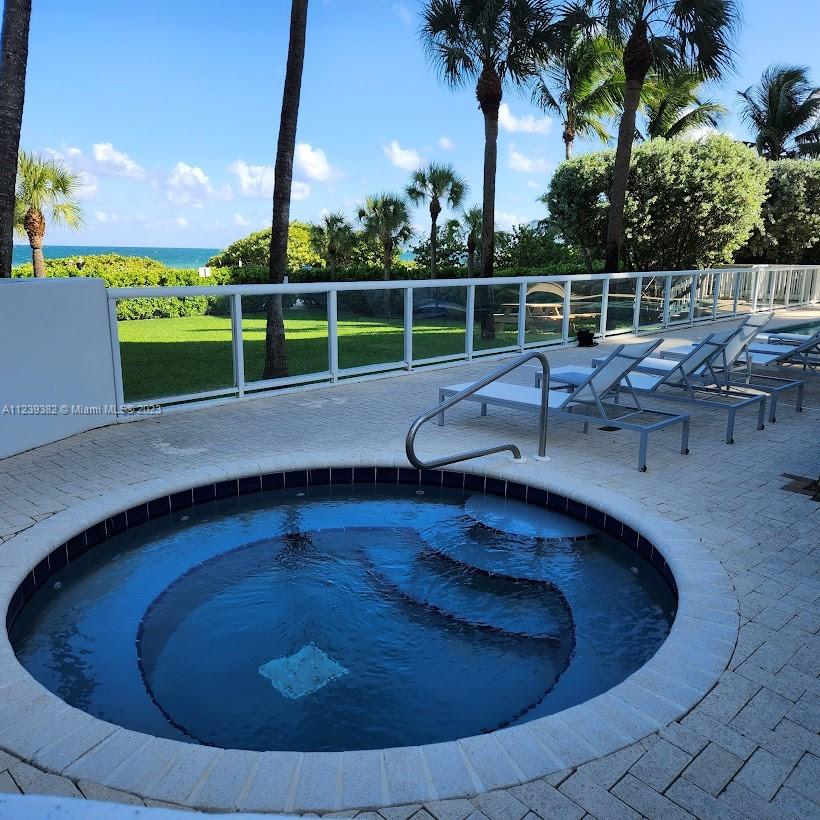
[0, 449, 739, 813]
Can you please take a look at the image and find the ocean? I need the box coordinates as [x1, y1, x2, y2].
[12, 245, 221, 269]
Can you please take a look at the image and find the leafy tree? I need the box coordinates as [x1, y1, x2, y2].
[357, 193, 413, 317]
[494, 220, 586, 269]
[0, 0, 31, 277]
[421, 0, 553, 278]
[265, 0, 309, 380]
[642, 69, 726, 140]
[406, 162, 467, 278]
[410, 219, 468, 274]
[546, 135, 769, 271]
[739, 160, 820, 264]
[14, 152, 83, 278]
[738, 65, 820, 160]
[564, 0, 739, 272]
[532, 32, 623, 160]
[207, 223, 321, 270]
[309, 212, 354, 281]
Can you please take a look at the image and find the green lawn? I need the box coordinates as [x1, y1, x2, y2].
[118, 310, 561, 402]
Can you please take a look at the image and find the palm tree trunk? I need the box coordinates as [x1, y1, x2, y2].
[263, 0, 308, 380]
[604, 21, 652, 273]
[480, 109, 498, 279]
[429, 205, 439, 280]
[0, 0, 31, 278]
[564, 137, 573, 161]
[28, 236, 44, 278]
[329, 255, 336, 283]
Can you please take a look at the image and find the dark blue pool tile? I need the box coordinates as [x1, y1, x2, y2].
[215, 479, 238, 499]
[192, 484, 216, 505]
[261, 472, 285, 491]
[308, 469, 330, 487]
[442, 471, 464, 490]
[32, 557, 50, 589]
[506, 481, 527, 502]
[170, 489, 194, 511]
[285, 470, 309, 488]
[66, 532, 88, 561]
[85, 521, 108, 549]
[621, 525, 639, 549]
[376, 467, 398, 484]
[586, 507, 606, 531]
[566, 499, 586, 522]
[398, 468, 420, 485]
[19, 572, 35, 604]
[420, 470, 442, 487]
[637, 536, 653, 562]
[329, 467, 351, 485]
[463, 473, 485, 492]
[106, 512, 127, 537]
[148, 496, 171, 519]
[525, 486, 547, 507]
[603, 515, 623, 539]
[353, 467, 375, 484]
[547, 492, 568, 513]
[6, 589, 24, 631]
[484, 477, 505, 497]
[48, 545, 68, 573]
[238, 475, 262, 495]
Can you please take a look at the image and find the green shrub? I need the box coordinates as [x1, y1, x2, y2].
[738, 159, 820, 264]
[546, 136, 770, 271]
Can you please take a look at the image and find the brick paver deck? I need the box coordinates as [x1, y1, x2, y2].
[0, 312, 818, 818]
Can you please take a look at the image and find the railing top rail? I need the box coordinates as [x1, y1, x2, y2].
[103, 266, 790, 300]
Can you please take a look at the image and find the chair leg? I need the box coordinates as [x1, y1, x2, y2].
[480, 403, 487, 417]
[638, 432, 648, 472]
[726, 409, 736, 444]
[681, 419, 690, 455]
[769, 392, 778, 424]
[757, 398, 766, 431]
[797, 383, 804, 412]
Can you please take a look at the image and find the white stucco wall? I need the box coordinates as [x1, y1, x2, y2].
[0, 277, 118, 458]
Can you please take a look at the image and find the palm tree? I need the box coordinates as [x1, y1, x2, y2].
[264, 0, 309, 381]
[14, 152, 83, 278]
[406, 162, 467, 279]
[642, 70, 726, 140]
[357, 194, 413, 318]
[738, 65, 820, 160]
[566, 0, 739, 272]
[461, 206, 483, 276]
[532, 33, 623, 160]
[0, 0, 32, 278]
[421, 0, 553, 279]
[310, 212, 353, 282]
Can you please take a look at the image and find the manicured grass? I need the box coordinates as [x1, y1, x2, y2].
[117, 310, 560, 402]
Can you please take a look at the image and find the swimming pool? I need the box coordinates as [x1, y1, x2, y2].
[10, 471, 674, 753]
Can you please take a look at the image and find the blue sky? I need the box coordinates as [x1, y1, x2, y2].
[17, 0, 820, 249]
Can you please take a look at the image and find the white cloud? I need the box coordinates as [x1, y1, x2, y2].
[230, 160, 275, 197]
[384, 139, 423, 170]
[393, 2, 413, 25]
[508, 145, 550, 174]
[291, 181, 311, 200]
[439, 136, 455, 150]
[295, 142, 333, 181]
[499, 103, 552, 135]
[91, 142, 145, 179]
[495, 210, 524, 231]
[233, 213, 251, 228]
[165, 161, 216, 207]
[175, 216, 188, 228]
[93, 210, 118, 223]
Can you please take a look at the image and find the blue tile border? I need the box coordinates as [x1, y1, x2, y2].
[5, 466, 677, 633]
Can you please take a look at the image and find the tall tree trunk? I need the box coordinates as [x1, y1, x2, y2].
[29, 237, 44, 278]
[0, 0, 31, 278]
[23, 207, 44, 277]
[263, 0, 308, 380]
[604, 21, 652, 273]
[564, 134, 573, 160]
[429, 197, 440, 280]
[329, 255, 336, 283]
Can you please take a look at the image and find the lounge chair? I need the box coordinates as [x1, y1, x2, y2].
[544, 333, 768, 444]
[438, 340, 691, 472]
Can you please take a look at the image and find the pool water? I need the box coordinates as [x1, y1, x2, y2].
[11, 484, 675, 752]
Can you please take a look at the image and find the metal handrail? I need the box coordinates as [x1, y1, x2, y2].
[406, 351, 550, 469]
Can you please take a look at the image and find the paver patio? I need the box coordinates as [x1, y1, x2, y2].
[0, 311, 818, 819]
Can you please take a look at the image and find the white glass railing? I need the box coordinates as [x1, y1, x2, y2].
[105, 264, 820, 411]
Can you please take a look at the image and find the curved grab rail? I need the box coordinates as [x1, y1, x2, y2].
[406, 351, 550, 469]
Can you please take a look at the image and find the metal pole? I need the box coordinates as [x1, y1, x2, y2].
[632, 276, 643, 332]
[230, 293, 245, 398]
[465, 285, 475, 360]
[404, 287, 413, 369]
[327, 289, 338, 382]
[662, 276, 672, 326]
[599, 278, 610, 337]
[712, 271, 721, 319]
[107, 298, 125, 413]
[561, 280, 571, 344]
[517, 282, 527, 351]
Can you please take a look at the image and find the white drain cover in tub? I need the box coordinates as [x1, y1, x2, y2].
[464, 494, 593, 539]
[259, 645, 348, 699]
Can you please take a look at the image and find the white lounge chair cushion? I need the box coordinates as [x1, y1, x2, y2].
[444, 381, 575, 409]
[549, 365, 663, 393]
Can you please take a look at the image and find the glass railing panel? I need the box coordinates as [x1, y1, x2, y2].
[412, 286, 467, 360]
[336, 288, 403, 371]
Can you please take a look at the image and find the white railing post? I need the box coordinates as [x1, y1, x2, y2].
[688, 274, 698, 323]
[465, 285, 475, 359]
[327, 289, 338, 382]
[732, 269, 742, 315]
[768, 267, 776, 311]
[798, 268, 809, 305]
[107, 297, 125, 413]
[662, 276, 672, 326]
[230, 293, 245, 398]
[517, 282, 527, 351]
[711, 271, 721, 319]
[599, 278, 610, 337]
[404, 287, 413, 369]
[752, 266, 761, 313]
[784, 268, 792, 308]
[632, 276, 642, 332]
[561, 280, 571, 344]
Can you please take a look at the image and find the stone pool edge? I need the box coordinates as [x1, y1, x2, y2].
[0, 449, 739, 814]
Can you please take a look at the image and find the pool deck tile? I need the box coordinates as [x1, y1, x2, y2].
[289, 751, 342, 814]
[187, 748, 261, 812]
[142, 742, 220, 806]
[239, 751, 302, 813]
